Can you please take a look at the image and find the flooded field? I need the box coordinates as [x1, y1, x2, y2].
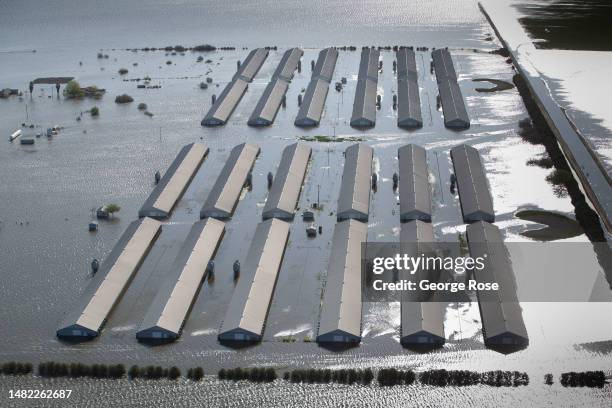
[0, 0, 611, 406]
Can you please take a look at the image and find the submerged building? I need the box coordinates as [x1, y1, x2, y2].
[136, 218, 225, 342]
[396, 48, 423, 129]
[262, 143, 311, 221]
[218, 219, 290, 343]
[431, 49, 470, 129]
[249, 48, 303, 127]
[466, 221, 528, 351]
[450, 144, 495, 223]
[400, 220, 445, 348]
[202, 48, 268, 126]
[295, 48, 338, 127]
[200, 143, 260, 220]
[337, 144, 373, 222]
[316, 219, 368, 344]
[350, 48, 379, 128]
[57, 218, 162, 339]
[398, 144, 431, 222]
[139, 143, 209, 219]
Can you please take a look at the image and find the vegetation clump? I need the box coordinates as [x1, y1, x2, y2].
[193, 44, 216, 52]
[1, 362, 33, 376]
[137, 103, 148, 110]
[286, 368, 373, 385]
[115, 94, 134, 104]
[38, 362, 125, 379]
[560, 371, 606, 388]
[186, 367, 204, 381]
[378, 368, 415, 386]
[64, 80, 85, 98]
[118, 68, 128, 75]
[90, 106, 100, 117]
[219, 367, 276, 383]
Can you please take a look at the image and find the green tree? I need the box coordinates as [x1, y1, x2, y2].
[105, 204, 121, 217]
[64, 80, 84, 98]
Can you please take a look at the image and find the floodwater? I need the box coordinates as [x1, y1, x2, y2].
[0, 1, 611, 407]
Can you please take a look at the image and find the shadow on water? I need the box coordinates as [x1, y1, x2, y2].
[516, 0, 612, 51]
[218, 340, 260, 350]
[515, 209, 583, 241]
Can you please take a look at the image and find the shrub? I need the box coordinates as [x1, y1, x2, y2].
[64, 80, 84, 98]
[168, 366, 181, 380]
[115, 94, 134, 104]
[137, 103, 147, 111]
[90, 106, 99, 116]
[193, 44, 216, 52]
[118, 68, 128, 75]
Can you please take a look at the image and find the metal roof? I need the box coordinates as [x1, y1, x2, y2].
[201, 78, 249, 126]
[317, 219, 367, 343]
[399, 220, 445, 347]
[57, 218, 162, 338]
[358, 48, 380, 82]
[200, 143, 260, 219]
[438, 79, 470, 129]
[466, 221, 528, 349]
[398, 144, 431, 222]
[397, 78, 423, 129]
[136, 218, 225, 341]
[294, 78, 330, 127]
[139, 143, 208, 219]
[312, 47, 338, 83]
[272, 48, 303, 82]
[450, 144, 495, 223]
[247, 79, 289, 127]
[432, 48, 458, 82]
[218, 218, 290, 342]
[262, 143, 312, 220]
[396, 48, 418, 82]
[350, 79, 377, 128]
[337, 144, 373, 222]
[235, 48, 269, 82]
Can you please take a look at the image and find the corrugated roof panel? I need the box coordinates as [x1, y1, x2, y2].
[200, 143, 260, 220]
[218, 219, 290, 342]
[201, 78, 249, 126]
[396, 48, 418, 82]
[432, 48, 458, 82]
[398, 144, 431, 222]
[438, 79, 470, 129]
[295, 79, 330, 127]
[450, 144, 495, 223]
[136, 218, 225, 341]
[399, 221, 445, 348]
[57, 218, 161, 338]
[273, 48, 303, 82]
[317, 220, 367, 343]
[262, 143, 312, 220]
[358, 48, 380, 82]
[139, 143, 208, 219]
[248, 79, 289, 127]
[312, 48, 338, 83]
[337, 144, 373, 222]
[466, 221, 528, 350]
[397, 78, 423, 129]
[350, 79, 377, 128]
[235, 48, 269, 82]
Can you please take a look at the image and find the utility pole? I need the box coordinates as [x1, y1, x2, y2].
[317, 184, 320, 207]
[25, 104, 29, 122]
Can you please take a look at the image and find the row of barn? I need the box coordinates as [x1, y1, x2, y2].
[57, 141, 524, 352]
[200, 47, 470, 130]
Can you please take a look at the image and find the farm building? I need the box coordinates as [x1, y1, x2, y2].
[262, 143, 311, 220]
[218, 219, 290, 343]
[200, 143, 260, 220]
[316, 220, 367, 344]
[139, 143, 208, 219]
[136, 218, 225, 342]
